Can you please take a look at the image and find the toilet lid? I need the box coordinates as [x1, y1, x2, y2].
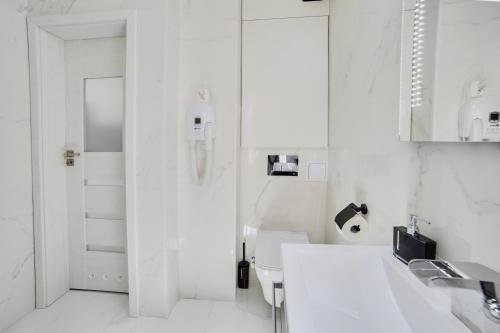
[255, 230, 309, 270]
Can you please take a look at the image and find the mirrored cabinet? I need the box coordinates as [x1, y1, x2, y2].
[400, 0, 500, 142]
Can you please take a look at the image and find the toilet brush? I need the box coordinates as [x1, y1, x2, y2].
[237, 241, 249, 289]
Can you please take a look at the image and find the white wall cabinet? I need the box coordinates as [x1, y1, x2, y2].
[242, 0, 329, 20]
[241, 16, 329, 148]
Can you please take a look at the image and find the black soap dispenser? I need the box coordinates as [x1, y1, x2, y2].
[393, 215, 436, 264]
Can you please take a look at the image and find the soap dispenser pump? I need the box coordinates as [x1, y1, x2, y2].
[393, 215, 436, 265]
[408, 214, 419, 236]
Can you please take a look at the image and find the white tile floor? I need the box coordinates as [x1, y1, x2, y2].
[5, 285, 272, 333]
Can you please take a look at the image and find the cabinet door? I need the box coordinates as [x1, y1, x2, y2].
[242, 16, 329, 148]
[242, 0, 329, 20]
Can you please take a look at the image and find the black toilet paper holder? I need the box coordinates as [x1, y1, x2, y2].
[334, 203, 368, 231]
[354, 203, 368, 215]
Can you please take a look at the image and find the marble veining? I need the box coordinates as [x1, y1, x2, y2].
[16, 0, 77, 15]
[329, 0, 500, 274]
[176, 0, 238, 301]
[4, 290, 272, 333]
[414, 143, 500, 271]
[2, 0, 500, 330]
[239, 148, 329, 265]
[2, 0, 183, 321]
[0, 1, 36, 330]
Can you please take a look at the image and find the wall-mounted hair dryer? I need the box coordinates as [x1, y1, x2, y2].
[458, 81, 500, 142]
[459, 96, 500, 142]
[187, 89, 216, 185]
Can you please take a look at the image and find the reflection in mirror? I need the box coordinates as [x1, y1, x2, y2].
[84, 77, 124, 152]
[400, 0, 500, 142]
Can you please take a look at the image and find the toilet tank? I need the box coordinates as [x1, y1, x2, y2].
[255, 230, 309, 269]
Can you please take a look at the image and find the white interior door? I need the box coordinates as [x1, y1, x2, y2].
[65, 38, 128, 293]
[33, 29, 71, 306]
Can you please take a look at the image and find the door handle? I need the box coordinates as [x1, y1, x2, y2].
[64, 149, 80, 166]
[64, 150, 81, 158]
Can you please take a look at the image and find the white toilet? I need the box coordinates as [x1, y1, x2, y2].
[254, 230, 309, 307]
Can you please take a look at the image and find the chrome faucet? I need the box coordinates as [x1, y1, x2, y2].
[409, 259, 500, 333]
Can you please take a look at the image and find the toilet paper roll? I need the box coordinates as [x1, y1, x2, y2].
[336, 214, 368, 242]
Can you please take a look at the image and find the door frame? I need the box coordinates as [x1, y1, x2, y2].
[27, 11, 139, 316]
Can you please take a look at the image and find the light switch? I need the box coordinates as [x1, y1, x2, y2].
[306, 161, 327, 182]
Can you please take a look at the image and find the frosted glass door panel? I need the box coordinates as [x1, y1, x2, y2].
[84, 77, 124, 152]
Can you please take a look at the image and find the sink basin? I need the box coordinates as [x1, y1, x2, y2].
[282, 244, 471, 333]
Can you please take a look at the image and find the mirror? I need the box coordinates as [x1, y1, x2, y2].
[400, 0, 500, 142]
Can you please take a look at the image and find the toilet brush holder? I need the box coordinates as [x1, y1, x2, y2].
[238, 242, 249, 289]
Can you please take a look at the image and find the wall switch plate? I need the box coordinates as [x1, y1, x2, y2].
[306, 161, 327, 182]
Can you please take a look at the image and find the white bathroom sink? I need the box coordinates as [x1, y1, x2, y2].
[282, 244, 471, 333]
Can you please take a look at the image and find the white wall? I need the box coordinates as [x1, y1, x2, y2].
[413, 143, 500, 272]
[328, 0, 416, 246]
[0, 2, 35, 330]
[177, 0, 239, 301]
[18, 0, 76, 15]
[4, 0, 500, 329]
[1, 0, 240, 324]
[239, 148, 328, 263]
[328, 0, 500, 273]
[238, 3, 330, 266]
[163, 0, 181, 316]
[0, 0, 181, 321]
